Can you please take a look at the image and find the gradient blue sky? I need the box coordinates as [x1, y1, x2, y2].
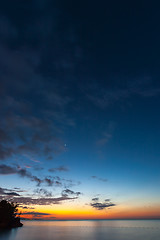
[0, 0, 160, 219]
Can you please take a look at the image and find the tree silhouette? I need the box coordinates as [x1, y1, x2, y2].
[0, 200, 22, 228]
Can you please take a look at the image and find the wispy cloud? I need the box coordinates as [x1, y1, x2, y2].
[21, 211, 56, 220]
[48, 165, 69, 173]
[96, 132, 112, 146]
[85, 78, 160, 109]
[91, 176, 107, 182]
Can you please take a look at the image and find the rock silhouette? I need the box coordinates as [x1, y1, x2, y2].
[0, 200, 23, 228]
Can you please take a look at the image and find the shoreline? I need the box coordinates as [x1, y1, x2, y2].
[0, 217, 23, 229]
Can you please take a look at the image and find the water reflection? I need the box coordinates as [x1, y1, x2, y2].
[0, 228, 17, 240]
[0, 220, 160, 240]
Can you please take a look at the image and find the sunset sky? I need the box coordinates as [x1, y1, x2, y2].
[0, 0, 160, 220]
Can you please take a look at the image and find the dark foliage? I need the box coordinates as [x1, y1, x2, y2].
[0, 200, 23, 228]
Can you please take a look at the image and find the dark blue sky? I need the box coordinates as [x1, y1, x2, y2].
[0, 0, 160, 219]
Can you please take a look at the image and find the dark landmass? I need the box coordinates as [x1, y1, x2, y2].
[0, 200, 23, 229]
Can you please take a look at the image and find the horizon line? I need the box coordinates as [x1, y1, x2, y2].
[21, 218, 160, 221]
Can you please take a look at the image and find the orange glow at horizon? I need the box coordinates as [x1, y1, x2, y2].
[19, 204, 160, 220]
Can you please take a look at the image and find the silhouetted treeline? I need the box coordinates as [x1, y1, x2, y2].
[0, 200, 23, 228]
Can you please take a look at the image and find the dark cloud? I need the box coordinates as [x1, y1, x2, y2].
[0, 187, 20, 196]
[22, 212, 51, 216]
[21, 211, 56, 220]
[91, 202, 116, 210]
[12, 166, 43, 187]
[0, 164, 46, 187]
[91, 176, 108, 182]
[61, 188, 81, 197]
[18, 168, 32, 178]
[44, 178, 54, 187]
[42, 177, 62, 187]
[0, 144, 15, 161]
[90, 198, 116, 210]
[32, 176, 43, 187]
[48, 165, 69, 173]
[92, 197, 99, 201]
[19, 206, 35, 210]
[0, 164, 17, 174]
[0, 128, 12, 143]
[20, 206, 29, 209]
[13, 188, 27, 193]
[0, 164, 79, 189]
[10, 196, 78, 205]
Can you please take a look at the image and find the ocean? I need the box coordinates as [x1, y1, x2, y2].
[0, 220, 160, 240]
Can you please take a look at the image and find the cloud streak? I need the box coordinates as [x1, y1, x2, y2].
[10, 196, 78, 206]
[0, 187, 20, 196]
[48, 165, 69, 173]
[91, 176, 108, 182]
[85, 78, 160, 109]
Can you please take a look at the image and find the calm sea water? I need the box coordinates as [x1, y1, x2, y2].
[0, 220, 160, 240]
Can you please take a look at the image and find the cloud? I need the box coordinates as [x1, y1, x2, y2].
[96, 133, 112, 146]
[92, 197, 99, 201]
[0, 2, 81, 163]
[91, 176, 108, 182]
[0, 128, 12, 143]
[90, 198, 116, 210]
[0, 164, 79, 188]
[0, 144, 15, 161]
[22, 211, 51, 216]
[44, 177, 55, 186]
[24, 165, 31, 168]
[34, 188, 52, 197]
[61, 188, 81, 197]
[10, 196, 78, 206]
[0, 164, 17, 174]
[0, 164, 46, 186]
[20, 206, 35, 209]
[48, 165, 69, 173]
[85, 78, 160, 109]
[13, 188, 27, 193]
[96, 122, 115, 147]
[21, 211, 56, 220]
[0, 111, 66, 161]
[34, 166, 44, 171]
[63, 179, 81, 188]
[0, 187, 20, 196]
[91, 202, 116, 210]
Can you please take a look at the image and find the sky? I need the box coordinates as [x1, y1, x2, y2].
[0, 0, 160, 220]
